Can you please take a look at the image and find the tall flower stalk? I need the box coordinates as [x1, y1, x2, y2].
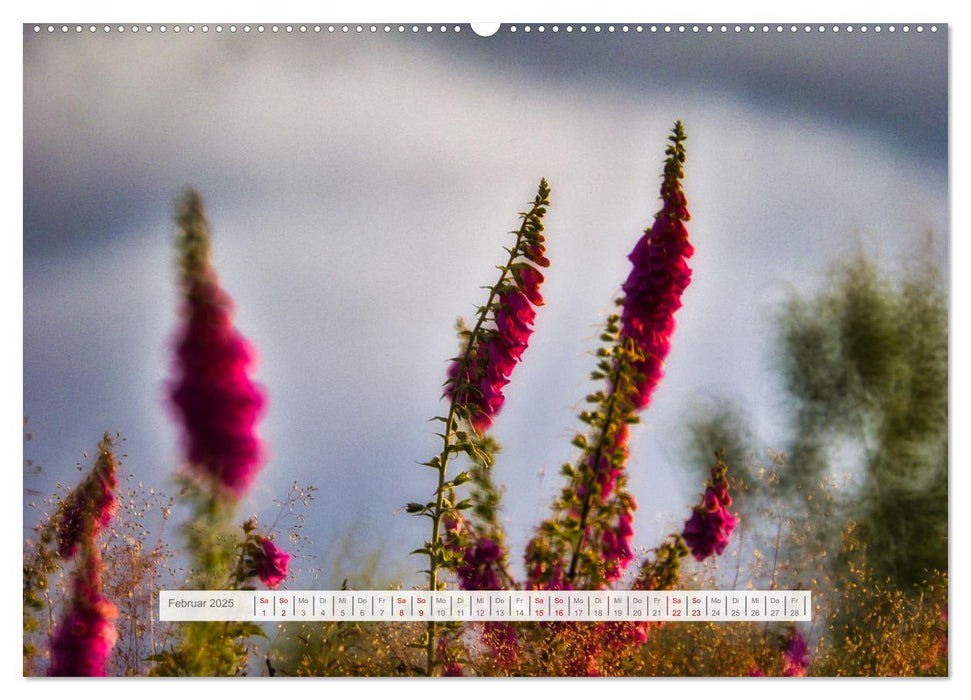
[166, 190, 266, 594]
[155, 190, 280, 676]
[620, 120, 694, 410]
[528, 122, 693, 591]
[441, 435, 520, 670]
[48, 434, 120, 676]
[169, 190, 265, 500]
[410, 179, 550, 675]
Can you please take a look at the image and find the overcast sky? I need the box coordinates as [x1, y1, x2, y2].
[22, 24, 948, 587]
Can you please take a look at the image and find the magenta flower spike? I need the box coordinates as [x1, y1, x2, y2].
[446, 284, 544, 434]
[443, 182, 550, 436]
[620, 120, 694, 409]
[682, 451, 738, 561]
[50, 557, 118, 677]
[527, 124, 696, 591]
[168, 190, 266, 499]
[50, 435, 120, 676]
[56, 436, 118, 560]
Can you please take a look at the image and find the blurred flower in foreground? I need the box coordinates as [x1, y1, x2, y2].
[168, 189, 266, 499]
[238, 520, 291, 589]
[50, 435, 119, 676]
[50, 555, 118, 676]
[56, 434, 118, 560]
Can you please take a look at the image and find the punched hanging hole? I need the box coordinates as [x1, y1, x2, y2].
[471, 23, 501, 37]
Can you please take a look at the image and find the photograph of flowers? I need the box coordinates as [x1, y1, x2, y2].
[22, 20, 948, 678]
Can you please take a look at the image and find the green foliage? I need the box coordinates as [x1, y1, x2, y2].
[266, 619, 425, 676]
[678, 248, 947, 678]
[149, 479, 266, 676]
[177, 478, 243, 590]
[148, 621, 265, 677]
[22, 516, 58, 673]
[778, 254, 947, 589]
[682, 398, 758, 509]
[266, 559, 424, 676]
[529, 314, 643, 589]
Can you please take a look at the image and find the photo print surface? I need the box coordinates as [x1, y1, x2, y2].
[23, 22, 948, 677]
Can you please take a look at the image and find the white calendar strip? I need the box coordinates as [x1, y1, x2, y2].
[160, 590, 811, 622]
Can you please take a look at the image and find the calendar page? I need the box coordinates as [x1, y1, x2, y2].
[22, 15, 948, 680]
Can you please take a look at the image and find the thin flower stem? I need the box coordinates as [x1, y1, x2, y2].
[425, 194, 547, 676]
[770, 511, 784, 591]
[731, 519, 745, 590]
[763, 511, 785, 639]
[566, 349, 630, 584]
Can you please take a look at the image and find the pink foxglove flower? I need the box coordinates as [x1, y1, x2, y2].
[255, 537, 290, 589]
[682, 452, 737, 561]
[50, 556, 117, 676]
[620, 121, 693, 409]
[447, 284, 545, 434]
[50, 435, 120, 676]
[456, 537, 503, 591]
[530, 124, 694, 591]
[56, 437, 118, 559]
[168, 191, 266, 498]
[600, 501, 636, 582]
[782, 626, 811, 677]
[443, 181, 550, 435]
